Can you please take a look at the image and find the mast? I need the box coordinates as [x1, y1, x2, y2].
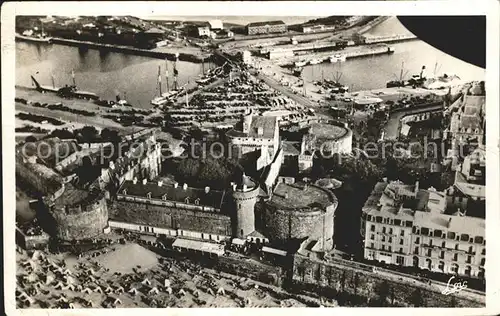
[173, 52, 179, 90]
[201, 56, 205, 76]
[157, 65, 162, 96]
[51, 73, 55, 89]
[71, 69, 76, 87]
[165, 58, 170, 93]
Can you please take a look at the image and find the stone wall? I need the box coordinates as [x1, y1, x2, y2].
[51, 197, 109, 240]
[263, 205, 335, 245]
[109, 200, 232, 236]
[292, 254, 484, 307]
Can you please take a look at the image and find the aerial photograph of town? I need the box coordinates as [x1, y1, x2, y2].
[12, 13, 487, 309]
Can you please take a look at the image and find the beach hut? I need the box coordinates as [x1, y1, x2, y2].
[178, 288, 186, 296]
[64, 284, 76, 291]
[148, 287, 160, 295]
[115, 286, 125, 294]
[128, 287, 139, 296]
[113, 298, 122, 306]
[65, 275, 76, 284]
[54, 281, 66, 290]
[81, 287, 93, 295]
[164, 279, 171, 288]
[141, 278, 151, 286]
[56, 295, 68, 303]
[31, 250, 44, 260]
[25, 273, 37, 283]
[206, 287, 215, 296]
[217, 287, 225, 296]
[104, 286, 114, 294]
[165, 287, 173, 295]
[93, 286, 103, 294]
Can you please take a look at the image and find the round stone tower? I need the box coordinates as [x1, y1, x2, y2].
[231, 173, 259, 238]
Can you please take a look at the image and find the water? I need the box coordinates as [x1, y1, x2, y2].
[16, 17, 485, 108]
[302, 17, 485, 91]
[16, 42, 206, 107]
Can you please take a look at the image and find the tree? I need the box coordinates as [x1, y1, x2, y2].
[374, 280, 390, 306]
[77, 126, 99, 143]
[25, 135, 37, 143]
[409, 288, 424, 307]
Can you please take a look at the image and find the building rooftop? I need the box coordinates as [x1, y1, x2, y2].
[413, 212, 485, 237]
[119, 180, 225, 210]
[268, 182, 334, 210]
[247, 20, 286, 28]
[226, 115, 278, 140]
[308, 122, 348, 140]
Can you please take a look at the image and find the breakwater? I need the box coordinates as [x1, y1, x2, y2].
[44, 37, 215, 64]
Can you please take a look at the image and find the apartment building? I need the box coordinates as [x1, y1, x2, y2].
[361, 180, 485, 279]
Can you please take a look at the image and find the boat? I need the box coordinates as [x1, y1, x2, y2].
[30, 75, 99, 100]
[309, 58, 323, 65]
[294, 60, 307, 67]
[15, 34, 53, 44]
[323, 79, 349, 93]
[329, 54, 346, 63]
[353, 96, 384, 106]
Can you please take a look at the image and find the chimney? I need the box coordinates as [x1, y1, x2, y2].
[173, 182, 178, 188]
[205, 186, 210, 193]
[448, 217, 452, 228]
[133, 177, 138, 184]
[158, 180, 163, 187]
[183, 183, 188, 190]
[142, 179, 147, 185]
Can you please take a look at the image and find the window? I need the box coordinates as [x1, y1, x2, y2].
[400, 239, 404, 245]
[482, 248, 486, 255]
[451, 264, 459, 273]
[389, 228, 393, 234]
[440, 251, 445, 259]
[370, 224, 375, 232]
[448, 232, 456, 240]
[382, 227, 386, 234]
[376, 216, 382, 223]
[370, 234, 374, 240]
[367, 215, 372, 221]
[421, 227, 429, 236]
[389, 237, 392, 243]
[474, 236, 484, 244]
[382, 245, 385, 251]
[382, 236, 386, 242]
[396, 256, 405, 265]
[370, 243, 374, 249]
[455, 244, 459, 250]
[434, 230, 442, 238]
[394, 219, 401, 226]
[442, 241, 446, 248]
[480, 258, 485, 266]
[399, 248, 403, 253]
[468, 246, 474, 254]
[405, 221, 413, 227]
[401, 230, 405, 237]
[414, 247, 419, 255]
[427, 249, 432, 257]
[415, 237, 420, 244]
[460, 234, 470, 242]
[438, 261, 445, 271]
[453, 253, 458, 261]
[429, 239, 433, 247]
[388, 246, 392, 252]
[466, 256, 472, 264]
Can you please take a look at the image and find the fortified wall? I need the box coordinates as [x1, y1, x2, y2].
[109, 200, 232, 237]
[292, 254, 484, 307]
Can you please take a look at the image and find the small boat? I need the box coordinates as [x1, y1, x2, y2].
[309, 58, 323, 65]
[330, 54, 346, 63]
